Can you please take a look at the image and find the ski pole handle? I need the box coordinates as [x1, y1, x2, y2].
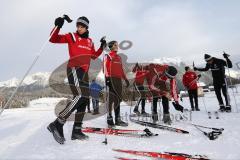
[62, 14, 73, 23]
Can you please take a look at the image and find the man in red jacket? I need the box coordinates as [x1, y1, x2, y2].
[104, 41, 130, 127]
[146, 64, 184, 124]
[47, 16, 106, 144]
[132, 63, 149, 116]
[182, 66, 201, 111]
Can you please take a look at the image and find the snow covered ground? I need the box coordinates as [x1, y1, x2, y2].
[0, 88, 240, 160]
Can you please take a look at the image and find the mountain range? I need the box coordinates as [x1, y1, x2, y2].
[0, 57, 239, 90]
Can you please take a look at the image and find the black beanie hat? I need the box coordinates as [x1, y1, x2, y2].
[204, 54, 213, 62]
[165, 66, 178, 79]
[108, 41, 117, 50]
[76, 16, 89, 29]
[185, 66, 190, 71]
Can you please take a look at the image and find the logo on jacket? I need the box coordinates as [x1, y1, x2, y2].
[78, 45, 91, 50]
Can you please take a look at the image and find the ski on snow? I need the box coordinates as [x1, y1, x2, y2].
[113, 149, 210, 160]
[82, 127, 158, 138]
[130, 117, 189, 134]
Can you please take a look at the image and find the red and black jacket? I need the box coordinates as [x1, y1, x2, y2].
[133, 67, 148, 86]
[104, 51, 127, 80]
[49, 28, 103, 72]
[146, 64, 179, 102]
[182, 71, 198, 90]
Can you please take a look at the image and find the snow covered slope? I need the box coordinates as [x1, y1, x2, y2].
[0, 88, 240, 159]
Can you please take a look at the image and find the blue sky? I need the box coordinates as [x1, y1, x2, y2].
[0, 0, 240, 80]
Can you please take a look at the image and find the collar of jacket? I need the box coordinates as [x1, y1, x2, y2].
[76, 30, 89, 38]
[110, 51, 118, 56]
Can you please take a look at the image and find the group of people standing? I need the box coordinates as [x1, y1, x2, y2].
[47, 16, 233, 144]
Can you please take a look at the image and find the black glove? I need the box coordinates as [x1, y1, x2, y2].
[197, 74, 201, 78]
[105, 77, 111, 86]
[223, 52, 230, 59]
[100, 37, 107, 49]
[193, 67, 198, 71]
[54, 17, 64, 28]
[172, 102, 184, 113]
[125, 79, 130, 88]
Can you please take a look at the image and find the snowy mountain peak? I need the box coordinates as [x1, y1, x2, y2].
[0, 77, 19, 88]
[151, 57, 183, 66]
[0, 72, 50, 88]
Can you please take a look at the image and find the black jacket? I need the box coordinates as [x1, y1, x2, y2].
[196, 57, 232, 85]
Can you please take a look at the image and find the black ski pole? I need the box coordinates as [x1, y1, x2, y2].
[204, 131, 222, 140]
[102, 41, 109, 145]
[223, 51, 238, 112]
[194, 125, 221, 140]
[194, 61, 209, 117]
[0, 15, 72, 116]
[190, 123, 224, 132]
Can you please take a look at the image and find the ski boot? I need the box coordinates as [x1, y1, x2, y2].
[115, 118, 128, 127]
[47, 118, 65, 144]
[225, 105, 232, 113]
[195, 107, 200, 111]
[71, 123, 89, 140]
[162, 114, 172, 125]
[141, 110, 149, 117]
[191, 107, 195, 111]
[92, 109, 100, 115]
[219, 105, 226, 112]
[152, 113, 158, 124]
[133, 107, 141, 115]
[107, 115, 115, 128]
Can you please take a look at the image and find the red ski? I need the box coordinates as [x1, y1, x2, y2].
[113, 149, 209, 160]
[115, 157, 140, 160]
[82, 127, 158, 138]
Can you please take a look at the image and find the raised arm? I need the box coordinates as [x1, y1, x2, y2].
[91, 43, 103, 60]
[226, 58, 233, 68]
[91, 37, 106, 60]
[223, 52, 233, 68]
[49, 28, 69, 43]
[194, 63, 210, 72]
[49, 17, 70, 43]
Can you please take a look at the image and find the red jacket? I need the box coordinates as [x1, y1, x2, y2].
[104, 51, 127, 80]
[133, 67, 148, 85]
[182, 71, 198, 90]
[49, 28, 103, 71]
[146, 64, 179, 102]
